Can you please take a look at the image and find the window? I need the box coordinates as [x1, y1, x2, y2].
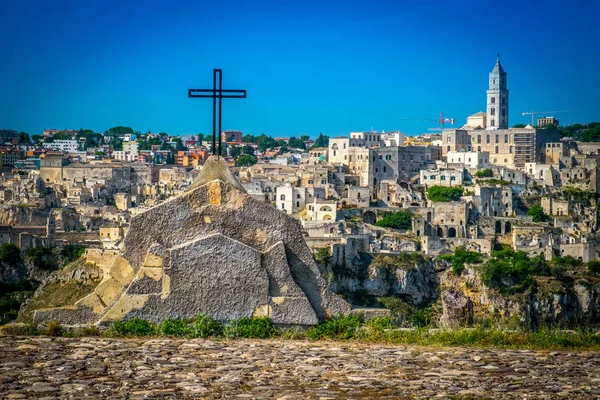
[509, 146, 513, 153]
[495, 134, 499, 143]
[450, 176, 456, 181]
[441, 176, 446, 180]
[486, 135, 490, 144]
[504, 134, 508, 143]
[383, 166, 387, 173]
[447, 136, 452, 143]
[321, 180, 326, 184]
[477, 146, 481, 152]
[477, 135, 481, 144]
[430, 175, 435, 180]
[296, 201, 300, 207]
[491, 97, 496, 104]
[296, 194, 300, 199]
[423, 176, 427, 180]
[504, 158, 508, 162]
[281, 203, 285, 209]
[502, 108, 506, 116]
[490, 108, 495, 116]
[447, 145, 451, 151]
[495, 146, 498, 153]
[491, 119, 495, 127]
[308, 179, 313, 184]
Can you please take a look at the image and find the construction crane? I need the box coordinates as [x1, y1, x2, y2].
[397, 112, 455, 130]
[521, 110, 576, 126]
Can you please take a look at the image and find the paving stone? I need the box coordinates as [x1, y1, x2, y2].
[1, 336, 599, 399]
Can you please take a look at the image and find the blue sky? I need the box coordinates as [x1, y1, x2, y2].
[1, 0, 598, 138]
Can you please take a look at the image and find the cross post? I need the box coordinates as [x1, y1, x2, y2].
[188, 69, 246, 156]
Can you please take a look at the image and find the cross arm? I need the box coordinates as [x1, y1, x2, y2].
[188, 89, 247, 98]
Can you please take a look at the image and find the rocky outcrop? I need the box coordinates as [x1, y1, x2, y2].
[34, 157, 350, 326]
[439, 289, 473, 328]
[327, 253, 438, 307]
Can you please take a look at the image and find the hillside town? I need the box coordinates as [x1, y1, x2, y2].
[1, 58, 599, 263]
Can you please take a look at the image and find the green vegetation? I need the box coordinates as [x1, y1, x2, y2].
[477, 178, 510, 186]
[60, 245, 85, 266]
[25, 247, 58, 271]
[0, 243, 21, 266]
[287, 137, 306, 149]
[562, 187, 597, 204]
[475, 168, 493, 178]
[190, 313, 224, 338]
[313, 247, 332, 265]
[480, 249, 549, 294]
[312, 133, 329, 148]
[426, 186, 463, 202]
[527, 203, 550, 222]
[587, 260, 600, 277]
[0, 280, 38, 324]
[375, 210, 413, 230]
[378, 297, 434, 328]
[106, 318, 155, 336]
[370, 253, 424, 272]
[224, 317, 278, 339]
[236, 154, 257, 167]
[4, 315, 600, 350]
[439, 246, 483, 275]
[558, 122, 600, 142]
[306, 314, 363, 340]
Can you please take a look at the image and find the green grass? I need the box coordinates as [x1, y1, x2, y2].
[4, 315, 600, 351]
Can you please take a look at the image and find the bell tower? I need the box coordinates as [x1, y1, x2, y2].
[486, 54, 509, 130]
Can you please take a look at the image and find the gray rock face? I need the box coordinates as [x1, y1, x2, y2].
[35, 156, 349, 325]
[439, 289, 473, 328]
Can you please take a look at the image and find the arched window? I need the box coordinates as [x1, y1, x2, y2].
[504, 134, 508, 143]
[495, 146, 499, 153]
[477, 135, 481, 143]
[280, 194, 285, 200]
[495, 134, 499, 143]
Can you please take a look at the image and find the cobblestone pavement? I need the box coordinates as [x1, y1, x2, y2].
[1, 336, 600, 399]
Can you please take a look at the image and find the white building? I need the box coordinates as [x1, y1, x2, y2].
[43, 140, 79, 153]
[447, 150, 490, 169]
[305, 199, 337, 221]
[420, 169, 463, 187]
[381, 131, 406, 147]
[123, 141, 139, 156]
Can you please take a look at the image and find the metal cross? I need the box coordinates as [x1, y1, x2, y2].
[188, 69, 247, 156]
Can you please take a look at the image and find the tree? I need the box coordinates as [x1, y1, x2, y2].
[242, 134, 256, 143]
[312, 132, 329, 148]
[527, 203, 550, 222]
[108, 137, 123, 151]
[31, 134, 43, 144]
[287, 137, 306, 149]
[0, 243, 20, 266]
[230, 146, 242, 158]
[197, 133, 204, 144]
[426, 186, 463, 202]
[19, 132, 30, 143]
[300, 135, 309, 141]
[107, 126, 134, 137]
[475, 168, 493, 178]
[243, 145, 255, 156]
[237, 154, 257, 167]
[375, 211, 413, 230]
[512, 124, 527, 128]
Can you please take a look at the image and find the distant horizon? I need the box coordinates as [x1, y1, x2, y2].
[2, 0, 599, 137]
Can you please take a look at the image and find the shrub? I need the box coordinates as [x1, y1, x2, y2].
[26, 247, 58, 271]
[527, 203, 550, 222]
[0, 243, 21, 266]
[481, 250, 549, 293]
[61, 245, 85, 265]
[426, 186, 463, 202]
[158, 319, 190, 336]
[553, 255, 583, 268]
[306, 314, 363, 340]
[313, 247, 332, 265]
[475, 168, 493, 178]
[375, 210, 413, 230]
[225, 317, 278, 339]
[588, 260, 600, 277]
[106, 318, 156, 336]
[365, 316, 396, 331]
[190, 314, 223, 338]
[439, 246, 483, 275]
[45, 321, 63, 337]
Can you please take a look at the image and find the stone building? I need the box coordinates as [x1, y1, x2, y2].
[420, 169, 463, 187]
